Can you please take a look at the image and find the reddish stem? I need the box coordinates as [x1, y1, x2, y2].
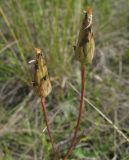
[64, 65, 86, 160]
[41, 98, 58, 159]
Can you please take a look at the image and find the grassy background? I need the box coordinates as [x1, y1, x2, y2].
[0, 0, 129, 159]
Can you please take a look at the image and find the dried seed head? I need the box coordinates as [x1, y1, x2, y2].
[74, 6, 95, 65]
[32, 48, 52, 97]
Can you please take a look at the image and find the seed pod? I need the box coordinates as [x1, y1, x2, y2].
[32, 48, 52, 97]
[75, 6, 95, 65]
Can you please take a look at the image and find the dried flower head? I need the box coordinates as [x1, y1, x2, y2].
[32, 48, 52, 97]
[75, 6, 95, 65]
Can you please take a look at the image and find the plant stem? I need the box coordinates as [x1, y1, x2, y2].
[64, 65, 86, 160]
[41, 98, 59, 159]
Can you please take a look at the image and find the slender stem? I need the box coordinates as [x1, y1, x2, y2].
[41, 98, 58, 159]
[64, 65, 86, 160]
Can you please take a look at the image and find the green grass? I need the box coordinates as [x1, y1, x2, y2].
[0, 0, 129, 159]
